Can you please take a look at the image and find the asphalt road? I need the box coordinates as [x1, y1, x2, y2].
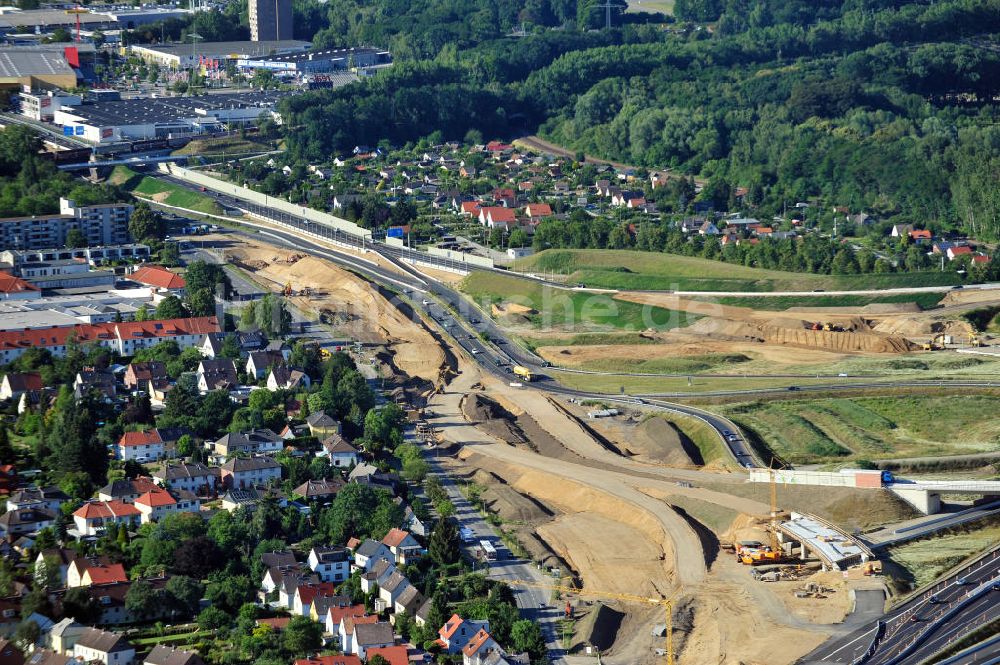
[799, 546, 1000, 664]
[422, 445, 566, 662]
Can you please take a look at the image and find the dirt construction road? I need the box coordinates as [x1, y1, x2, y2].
[427, 355, 837, 664]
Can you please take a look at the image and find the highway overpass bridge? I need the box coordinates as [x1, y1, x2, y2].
[750, 469, 1000, 514]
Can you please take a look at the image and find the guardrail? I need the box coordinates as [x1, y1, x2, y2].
[882, 576, 999, 665]
[893, 499, 1000, 535]
[851, 620, 885, 665]
[935, 632, 1000, 665]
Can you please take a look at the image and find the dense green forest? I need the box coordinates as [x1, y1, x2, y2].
[275, 0, 1000, 239]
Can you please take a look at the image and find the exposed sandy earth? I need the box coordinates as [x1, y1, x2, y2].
[221, 240, 447, 384]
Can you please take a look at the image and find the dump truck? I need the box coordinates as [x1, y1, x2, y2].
[512, 365, 533, 382]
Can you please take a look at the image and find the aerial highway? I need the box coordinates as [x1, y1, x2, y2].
[799, 545, 1000, 664]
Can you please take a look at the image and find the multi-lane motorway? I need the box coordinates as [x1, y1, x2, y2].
[157, 169, 1000, 663]
[800, 546, 1000, 664]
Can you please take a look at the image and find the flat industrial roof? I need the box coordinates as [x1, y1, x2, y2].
[0, 50, 75, 78]
[260, 46, 380, 63]
[59, 91, 295, 127]
[133, 39, 311, 58]
[0, 8, 117, 29]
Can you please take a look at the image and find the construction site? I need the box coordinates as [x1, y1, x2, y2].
[196, 225, 1000, 665]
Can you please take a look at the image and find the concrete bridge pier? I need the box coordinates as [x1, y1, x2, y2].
[890, 488, 941, 514]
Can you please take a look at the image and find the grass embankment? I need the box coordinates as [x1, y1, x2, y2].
[460, 271, 698, 331]
[694, 292, 944, 310]
[173, 136, 275, 157]
[655, 412, 728, 466]
[887, 519, 1000, 589]
[569, 353, 751, 374]
[720, 395, 1000, 464]
[514, 249, 962, 292]
[110, 165, 224, 215]
[549, 372, 874, 394]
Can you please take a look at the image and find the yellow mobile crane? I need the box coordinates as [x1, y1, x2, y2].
[507, 578, 679, 665]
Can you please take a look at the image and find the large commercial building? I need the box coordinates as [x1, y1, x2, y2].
[0, 8, 117, 38]
[19, 90, 82, 121]
[0, 47, 79, 90]
[0, 198, 133, 250]
[129, 39, 310, 70]
[1, 244, 151, 268]
[53, 91, 295, 143]
[238, 46, 390, 74]
[249, 0, 292, 42]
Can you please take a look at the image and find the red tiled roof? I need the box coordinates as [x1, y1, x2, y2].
[950, 245, 973, 255]
[973, 254, 990, 264]
[462, 628, 493, 657]
[482, 207, 516, 223]
[74, 500, 140, 520]
[0, 271, 39, 295]
[255, 617, 291, 631]
[131, 266, 186, 290]
[460, 201, 481, 215]
[439, 613, 464, 640]
[118, 430, 163, 448]
[84, 563, 127, 585]
[325, 603, 366, 629]
[135, 490, 177, 508]
[381, 528, 411, 548]
[296, 582, 338, 606]
[909, 229, 932, 239]
[0, 317, 219, 354]
[364, 646, 408, 665]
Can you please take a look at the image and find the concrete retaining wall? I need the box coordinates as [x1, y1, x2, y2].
[158, 163, 372, 239]
[749, 468, 880, 488]
[426, 245, 494, 269]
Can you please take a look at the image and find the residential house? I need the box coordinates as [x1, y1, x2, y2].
[348, 621, 394, 659]
[479, 207, 517, 230]
[122, 362, 166, 391]
[152, 463, 219, 496]
[276, 571, 318, 610]
[0, 373, 42, 402]
[305, 411, 340, 438]
[306, 546, 351, 584]
[116, 430, 166, 462]
[650, 172, 669, 188]
[72, 501, 141, 537]
[212, 429, 283, 457]
[129, 266, 185, 295]
[74, 578, 169, 625]
[74, 368, 115, 400]
[220, 457, 282, 490]
[73, 628, 134, 665]
[292, 582, 337, 618]
[364, 647, 408, 665]
[147, 379, 172, 408]
[67, 558, 127, 588]
[438, 615, 490, 654]
[462, 629, 501, 665]
[196, 359, 237, 393]
[909, 229, 932, 243]
[292, 479, 343, 503]
[24, 651, 73, 665]
[352, 539, 394, 572]
[323, 604, 366, 637]
[197, 334, 223, 359]
[396, 499, 427, 537]
[97, 477, 159, 503]
[392, 584, 424, 617]
[35, 548, 78, 587]
[245, 351, 285, 380]
[266, 366, 309, 392]
[891, 224, 914, 238]
[0, 506, 56, 539]
[45, 618, 84, 654]
[308, 594, 353, 624]
[360, 559, 395, 595]
[142, 646, 205, 665]
[459, 201, 481, 217]
[7, 487, 67, 513]
[377, 571, 410, 607]
[134, 489, 200, 523]
[948, 245, 973, 261]
[321, 434, 358, 468]
[382, 528, 421, 565]
[522, 203, 552, 220]
[699, 221, 720, 236]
